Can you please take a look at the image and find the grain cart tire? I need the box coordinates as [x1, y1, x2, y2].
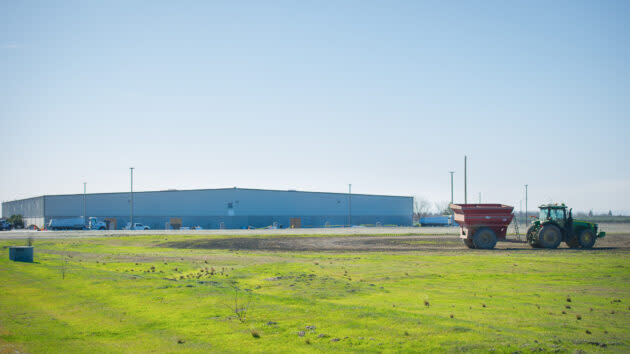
[472, 227, 497, 249]
[538, 225, 562, 249]
[578, 229, 596, 249]
[463, 238, 475, 249]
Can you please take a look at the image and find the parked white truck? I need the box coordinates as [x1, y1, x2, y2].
[48, 217, 107, 230]
[124, 222, 150, 230]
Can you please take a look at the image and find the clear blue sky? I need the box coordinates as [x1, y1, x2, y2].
[1, 0, 628, 214]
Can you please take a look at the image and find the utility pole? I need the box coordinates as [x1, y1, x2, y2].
[464, 155, 468, 204]
[83, 182, 86, 227]
[130, 167, 134, 228]
[525, 184, 528, 224]
[348, 184, 352, 227]
[449, 171, 454, 206]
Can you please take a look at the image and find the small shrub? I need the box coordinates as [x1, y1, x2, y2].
[177, 339, 185, 344]
[250, 329, 260, 338]
[424, 300, 430, 307]
[576, 314, 582, 320]
[305, 339, 310, 344]
[565, 305, 571, 309]
[562, 311, 566, 314]
[449, 314, 454, 318]
[566, 297, 572, 303]
[404, 331, 409, 336]
[482, 304, 486, 308]
[585, 330, 591, 334]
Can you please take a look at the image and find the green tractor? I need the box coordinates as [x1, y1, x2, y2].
[526, 204, 605, 249]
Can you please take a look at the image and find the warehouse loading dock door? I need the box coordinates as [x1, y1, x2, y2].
[170, 218, 182, 230]
[290, 218, 301, 228]
[105, 218, 117, 230]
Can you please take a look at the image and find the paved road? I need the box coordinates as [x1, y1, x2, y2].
[0, 226, 460, 239]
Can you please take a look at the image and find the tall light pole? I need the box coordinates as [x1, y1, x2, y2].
[464, 155, 468, 204]
[83, 182, 86, 227]
[348, 184, 352, 227]
[525, 184, 528, 223]
[130, 167, 134, 227]
[449, 171, 454, 206]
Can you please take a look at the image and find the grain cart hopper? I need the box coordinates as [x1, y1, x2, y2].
[450, 204, 514, 249]
[526, 203, 605, 249]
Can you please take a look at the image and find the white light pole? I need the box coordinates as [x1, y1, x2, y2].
[130, 167, 134, 228]
[348, 184, 352, 227]
[83, 182, 86, 227]
[449, 171, 454, 206]
[525, 184, 528, 223]
[464, 155, 468, 204]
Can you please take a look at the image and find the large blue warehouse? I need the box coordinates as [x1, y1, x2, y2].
[2, 188, 413, 230]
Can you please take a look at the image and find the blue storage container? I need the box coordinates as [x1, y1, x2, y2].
[9, 246, 34, 262]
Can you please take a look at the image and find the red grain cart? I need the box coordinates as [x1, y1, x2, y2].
[450, 204, 514, 249]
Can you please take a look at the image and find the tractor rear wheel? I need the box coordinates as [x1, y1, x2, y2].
[538, 225, 562, 249]
[472, 227, 497, 249]
[578, 229, 596, 249]
[526, 226, 540, 248]
[463, 238, 475, 249]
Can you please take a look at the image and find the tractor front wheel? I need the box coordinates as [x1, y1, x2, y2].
[565, 237, 580, 248]
[565, 235, 580, 248]
[472, 227, 497, 249]
[463, 238, 475, 249]
[538, 225, 562, 249]
[578, 229, 596, 249]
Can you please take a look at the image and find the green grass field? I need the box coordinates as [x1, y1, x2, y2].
[1, 234, 629, 353]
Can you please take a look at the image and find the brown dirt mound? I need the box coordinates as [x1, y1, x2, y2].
[159, 234, 630, 252]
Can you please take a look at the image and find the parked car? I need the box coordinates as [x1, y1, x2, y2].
[124, 222, 150, 230]
[0, 220, 12, 231]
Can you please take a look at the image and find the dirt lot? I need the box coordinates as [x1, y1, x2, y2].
[161, 233, 630, 252]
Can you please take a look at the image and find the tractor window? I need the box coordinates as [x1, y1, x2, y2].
[540, 209, 549, 219]
[550, 209, 564, 221]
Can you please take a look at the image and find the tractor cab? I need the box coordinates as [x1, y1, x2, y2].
[538, 204, 571, 228]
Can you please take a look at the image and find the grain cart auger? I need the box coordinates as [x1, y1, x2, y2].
[450, 204, 514, 249]
[526, 203, 605, 249]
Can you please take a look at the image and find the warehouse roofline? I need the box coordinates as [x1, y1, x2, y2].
[4, 187, 413, 202]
